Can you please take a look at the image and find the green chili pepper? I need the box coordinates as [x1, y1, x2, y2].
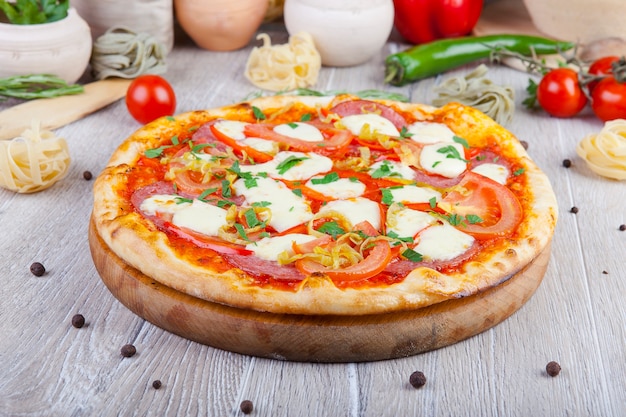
[384, 34, 575, 86]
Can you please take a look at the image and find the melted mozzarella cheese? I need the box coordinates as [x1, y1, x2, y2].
[369, 159, 416, 180]
[341, 113, 400, 137]
[406, 122, 456, 144]
[172, 199, 228, 236]
[414, 222, 474, 261]
[319, 197, 381, 230]
[386, 184, 441, 204]
[213, 120, 247, 140]
[241, 137, 278, 153]
[233, 176, 312, 232]
[386, 208, 437, 239]
[305, 176, 365, 199]
[140, 194, 188, 215]
[420, 142, 467, 178]
[246, 233, 317, 261]
[471, 163, 509, 185]
[274, 122, 324, 142]
[239, 151, 333, 181]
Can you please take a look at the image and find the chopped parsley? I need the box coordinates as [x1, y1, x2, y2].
[287, 122, 299, 129]
[144, 145, 172, 158]
[244, 209, 265, 228]
[452, 135, 470, 149]
[198, 188, 218, 200]
[402, 248, 423, 262]
[244, 176, 258, 189]
[399, 126, 413, 138]
[310, 172, 339, 185]
[370, 160, 399, 179]
[221, 180, 232, 198]
[276, 155, 309, 174]
[234, 223, 249, 241]
[429, 196, 437, 209]
[381, 188, 395, 205]
[174, 196, 193, 204]
[386, 230, 414, 243]
[300, 113, 312, 122]
[318, 221, 346, 239]
[436, 145, 469, 163]
[252, 201, 272, 207]
[513, 167, 525, 176]
[252, 106, 266, 120]
[292, 188, 303, 197]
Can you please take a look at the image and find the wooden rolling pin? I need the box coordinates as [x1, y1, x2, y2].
[0, 78, 132, 140]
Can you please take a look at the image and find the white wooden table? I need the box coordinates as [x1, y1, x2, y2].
[1, 23, 624, 417]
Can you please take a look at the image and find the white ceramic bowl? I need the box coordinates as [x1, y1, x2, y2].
[284, 0, 394, 67]
[0, 8, 92, 84]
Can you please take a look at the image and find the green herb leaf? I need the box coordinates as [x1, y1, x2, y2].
[198, 188, 218, 201]
[244, 209, 263, 228]
[436, 145, 469, 163]
[429, 196, 437, 209]
[174, 197, 193, 204]
[244, 176, 258, 189]
[399, 126, 413, 138]
[318, 221, 346, 239]
[453, 136, 470, 149]
[310, 172, 339, 185]
[292, 188, 303, 197]
[402, 248, 423, 262]
[144, 145, 171, 158]
[251, 201, 272, 207]
[287, 122, 298, 129]
[381, 188, 394, 205]
[465, 214, 484, 224]
[513, 167, 526, 176]
[370, 160, 398, 179]
[523, 78, 539, 110]
[221, 180, 232, 198]
[234, 223, 249, 241]
[276, 155, 309, 174]
[252, 106, 266, 120]
[300, 113, 312, 122]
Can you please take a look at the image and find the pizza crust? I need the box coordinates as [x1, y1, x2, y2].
[92, 95, 557, 315]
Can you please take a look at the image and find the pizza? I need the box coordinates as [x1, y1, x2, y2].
[92, 94, 558, 315]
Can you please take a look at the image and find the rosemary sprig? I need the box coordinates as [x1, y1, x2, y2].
[0, 74, 84, 100]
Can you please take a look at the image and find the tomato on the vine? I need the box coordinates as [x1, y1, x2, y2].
[591, 75, 626, 121]
[536, 68, 588, 118]
[126, 75, 177, 124]
[588, 55, 619, 92]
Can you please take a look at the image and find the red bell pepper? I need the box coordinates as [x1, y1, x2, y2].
[392, 0, 484, 45]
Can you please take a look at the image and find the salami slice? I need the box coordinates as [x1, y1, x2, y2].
[330, 99, 407, 129]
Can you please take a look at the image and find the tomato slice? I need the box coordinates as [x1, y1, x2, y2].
[210, 123, 274, 163]
[294, 221, 392, 282]
[244, 122, 353, 156]
[165, 223, 252, 255]
[439, 171, 523, 239]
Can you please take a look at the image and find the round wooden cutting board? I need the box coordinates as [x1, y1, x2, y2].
[88, 218, 551, 363]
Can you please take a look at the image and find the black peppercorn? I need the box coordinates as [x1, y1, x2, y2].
[120, 344, 137, 357]
[409, 371, 427, 389]
[570, 206, 579, 214]
[546, 361, 561, 377]
[619, 224, 625, 231]
[240, 400, 254, 414]
[562, 159, 572, 168]
[71, 314, 85, 328]
[83, 171, 93, 180]
[30, 262, 45, 277]
[152, 380, 162, 389]
[520, 140, 529, 150]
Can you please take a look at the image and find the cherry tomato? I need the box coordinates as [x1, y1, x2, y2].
[126, 75, 176, 124]
[591, 76, 626, 121]
[588, 56, 619, 92]
[439, 172, 523, 240]
[537, 68, 588, 118]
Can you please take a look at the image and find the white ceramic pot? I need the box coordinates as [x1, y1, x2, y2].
[0, 8, 92, 84]
[175, 0, 269, 51]
[283, 0, 394, 67]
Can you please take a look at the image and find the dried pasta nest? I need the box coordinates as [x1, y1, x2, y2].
[244, 32, 321, 92]
[576, 119, 626, 180]
[0, 123, 71, 193]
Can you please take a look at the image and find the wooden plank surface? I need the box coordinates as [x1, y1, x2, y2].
[0, 21, 624, 417]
